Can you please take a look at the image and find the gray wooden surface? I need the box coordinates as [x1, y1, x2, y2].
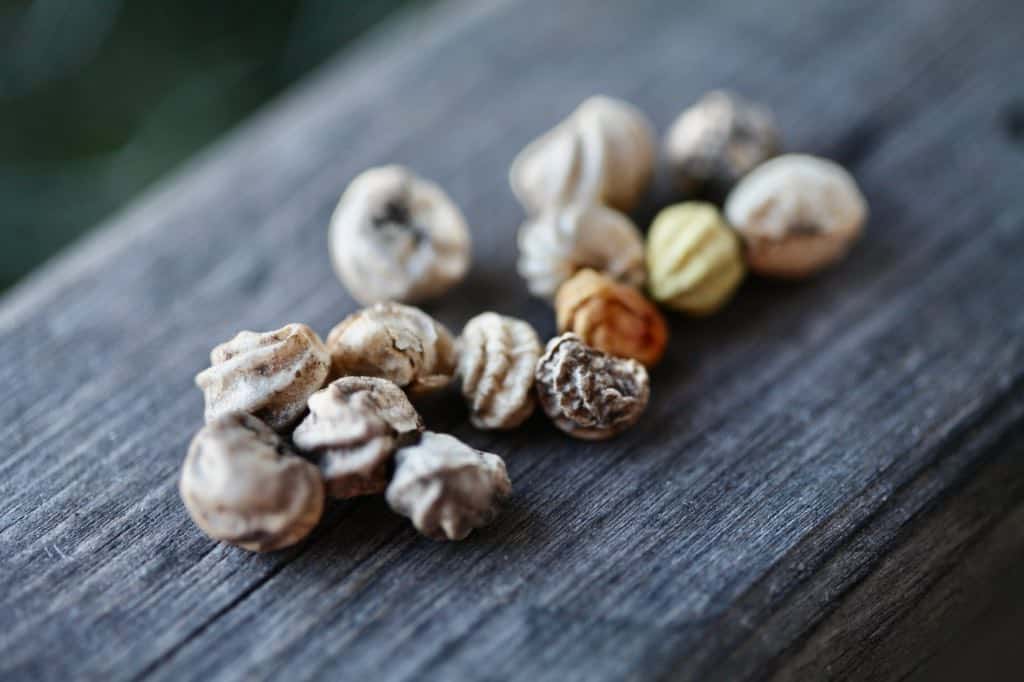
[2, 0, 1023, 680]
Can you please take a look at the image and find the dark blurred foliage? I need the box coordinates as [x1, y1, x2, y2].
[0, 0, 414, 292]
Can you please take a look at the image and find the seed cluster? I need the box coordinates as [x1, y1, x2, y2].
[181, 90, 867, 552]
[186, 307, 515, 550]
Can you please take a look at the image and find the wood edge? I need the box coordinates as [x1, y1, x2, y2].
[768, 412, 1024, 680]
[654, 374, 1024, 682]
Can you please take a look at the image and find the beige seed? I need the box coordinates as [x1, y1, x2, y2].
[326, 302, 458, 395]
[725, 154, 867, 278]
[458, 312, 542, 430]
[328, 165, 471, 304]
[180, 413, 324, 552]
[665, 90, 780, 198]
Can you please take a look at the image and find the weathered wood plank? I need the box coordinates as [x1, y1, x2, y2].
[1, 0, 1022, 679]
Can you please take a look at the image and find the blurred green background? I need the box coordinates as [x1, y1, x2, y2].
[0, 0, 414, 293]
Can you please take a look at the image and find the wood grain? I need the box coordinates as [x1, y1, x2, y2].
[1, 0, 1023, 679]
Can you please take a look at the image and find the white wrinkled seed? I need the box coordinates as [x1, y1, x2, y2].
[292, 377, 423, 498]
[195, 323, 330, 432]
[510, 95, 655, 214]
[386, 432, 511, 541]
[517, 203, 646, 299]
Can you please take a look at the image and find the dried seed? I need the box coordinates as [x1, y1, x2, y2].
[458, 312, 542, 430]
[517, 203, 646, 300]
[725, 154, 868, 278]
[179, 413, 324, 552]
[293, 377, 423, 498]
[646, 202, 746, 315]
[326, 302, 458, 394]
[664, 90, 780, 199]
[386, 431, 511, 541]
[510, 95, 655, 213]
[555, 269, 668, 367]
[329, 165, 471, 304]
[534, 333, 650, 440]
[195, 323, 330, 432]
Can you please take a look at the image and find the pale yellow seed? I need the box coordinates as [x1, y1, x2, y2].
[646, 202, 745, 316]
